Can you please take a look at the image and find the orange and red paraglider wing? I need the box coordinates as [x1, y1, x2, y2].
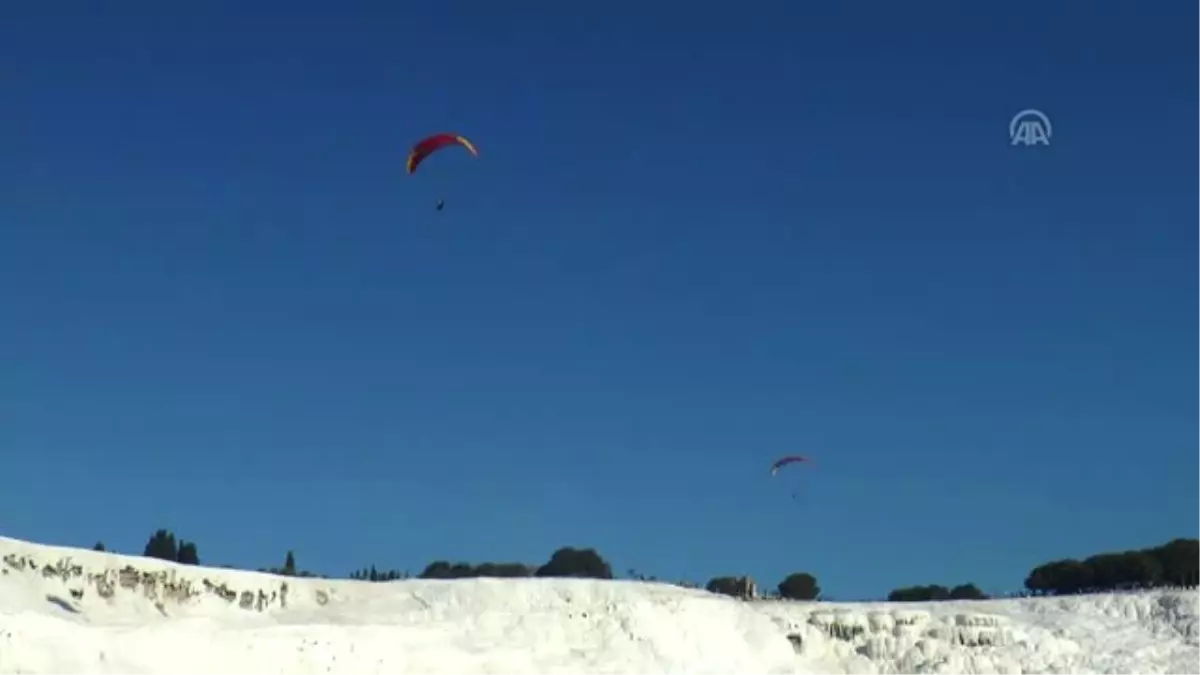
[406, 133, 479, 174]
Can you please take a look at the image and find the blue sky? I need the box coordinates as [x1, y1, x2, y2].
[2, 0, 1195, 599]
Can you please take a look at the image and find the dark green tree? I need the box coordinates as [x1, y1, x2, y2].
[534, 547, 613, 579]
[449, 562, 475, 578]
[1053, 559, 1093, 594]
[1115, 550, 1163, 589]
[705, 576, 747, 598]
[1082, 553, 1123, 591]
[777, 572, 820, 600]
[888, 585, 951, 602]
[474, 562, 534, 578]
[92, 541, 106, 552]
[176, 540, 200, 565]
[143, 529, 178, 562]
[949, 583, 988, 600]
[284, 551, 297, 576]
[1024, 562, 1057, 595]
[889, 584, 981, 602]
[350, 565, 406, 581]
[1023, 538, 1196, 596]
[1149, 539, 1199, 587]
[419, 561, 454, 579]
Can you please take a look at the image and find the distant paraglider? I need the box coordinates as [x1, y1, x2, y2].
[406, 133, 479, 211]
[770, 455, 810, 476]
[770, 455, 812, 502]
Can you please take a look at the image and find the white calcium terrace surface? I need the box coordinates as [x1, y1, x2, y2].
[0, 535, 1196, 674]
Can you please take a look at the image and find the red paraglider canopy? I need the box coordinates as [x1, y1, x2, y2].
[770, 455, 811, 476]
[406, 133, 479, 175]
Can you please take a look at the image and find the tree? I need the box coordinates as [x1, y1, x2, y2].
[1082, 553, 1122, 591]
[1021, 539, 1196, 597]
[143, 529, 178, 562]
[350, 565, 406, 581]
[419, 561, 453, 579]
[1024, 562, 1057, 595]
[1149, 539, 1199, 587]
[535, 547, 613, 579]
[1023, 559, 1093, 596]
[284, 551, 297, 576]
[886, 584, 986, 602]
[706, 576, 754, 599]
[949, 583, 988, 600]
[449, 562, 475, 578]
[415, 560, 534, 580]
[888, 585, 949, 602]
[418, 561, 474, 579]
[777, 572, 820, 600]
[176, 540, 200, 565]
[473, 562, 534, 578]
[1114, 551, 1162, 589]
[92, 541, 106, 552]
[141, 529, 199, 565]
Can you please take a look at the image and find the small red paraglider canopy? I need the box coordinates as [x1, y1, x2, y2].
[770, 455, 811, 475]
[406, 133, 479, 174]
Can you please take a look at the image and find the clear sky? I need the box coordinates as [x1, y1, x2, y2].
[2, 0, 1196, 600]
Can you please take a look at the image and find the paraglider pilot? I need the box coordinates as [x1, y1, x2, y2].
[436, 198, 445, 211]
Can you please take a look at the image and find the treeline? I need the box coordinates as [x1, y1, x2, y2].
[1023, 538, 1197, 595]
[96, 529, 202, 566]
[707, 572, 821, 600]
[114, 530, 822, 601]
[353, 547, 611, 582]
[885, 538, 1200, 602]
[888, 583, 987, 602]
[98, 529, 1198, 603]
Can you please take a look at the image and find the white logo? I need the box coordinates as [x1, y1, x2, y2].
[1009, 109, 1052, 146]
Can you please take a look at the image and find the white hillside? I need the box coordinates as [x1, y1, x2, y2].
[0, 535, 1195, 674]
